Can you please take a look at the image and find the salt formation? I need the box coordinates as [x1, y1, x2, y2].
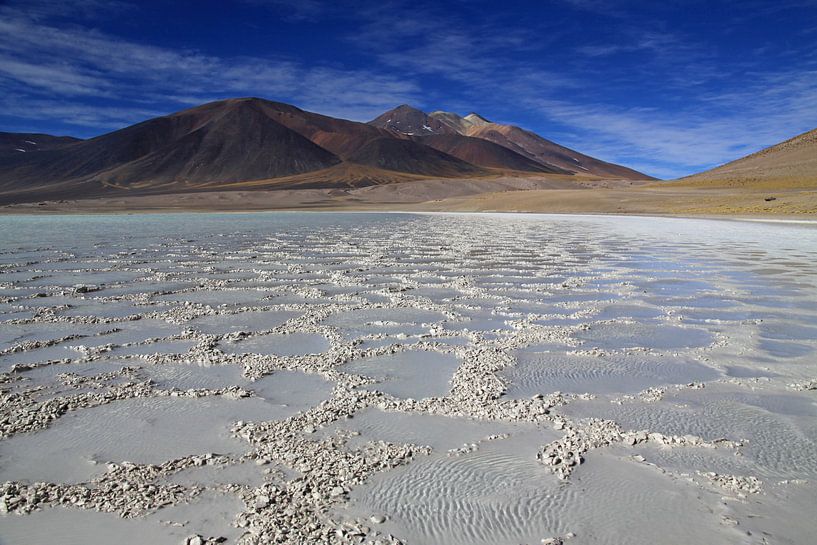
[0, 213, 816, 545]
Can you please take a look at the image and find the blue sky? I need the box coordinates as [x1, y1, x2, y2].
[1, 0, 816, 178]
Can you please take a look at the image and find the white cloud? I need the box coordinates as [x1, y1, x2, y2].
[0, 8, 420, 130]
[1, 0, 816, 179]
[525, 67, 817, 178]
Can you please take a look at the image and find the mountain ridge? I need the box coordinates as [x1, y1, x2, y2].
[368, 105, 651, 179]
[0, 97, 653, 204]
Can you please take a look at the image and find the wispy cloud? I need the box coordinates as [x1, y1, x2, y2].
[1, 0, 816, 178]
[346, 0, 817, 178]
[576, 31, 689, 59]
[242, 0, 331, 22]
[524, 66, 817, 178]
[0, 3, 420, 132]
[341, 0, 576, 114]
[0, 0, 133, 21]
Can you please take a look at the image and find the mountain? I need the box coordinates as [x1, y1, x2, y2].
[369, 106, 651, 179]
[0, 132, 80, 155]
[0, 98, 497, 203]
[345, 137, 482, 177]
[676, 127, 817, 188]
[369, 105, 497, 136]
[0, 97, 653, 205]
[0, 99, 344, 201]
[368, 105, 460, 136]
[414, 134, 569, 173]
[367, 106, 576, 174]
[428, 111, 491, 134]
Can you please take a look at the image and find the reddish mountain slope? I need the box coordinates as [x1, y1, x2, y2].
[466, 124, 650, 179]
[371, 106, 651, 179]
[415, 134, 569, 173]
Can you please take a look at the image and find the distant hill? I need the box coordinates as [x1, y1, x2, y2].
[368, 105, 652, 179]
[675, 127, 817, 188]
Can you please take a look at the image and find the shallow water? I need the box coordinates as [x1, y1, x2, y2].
[503, 351, 720, 396]
[0, 396, 287, 483]
[342, 350, 461, 399]
[1, 212, 816, 544]
[0, 492, 244, 545]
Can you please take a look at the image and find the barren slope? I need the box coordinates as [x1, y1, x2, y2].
[346, 137, 484, 177]
[415, 134, 570, 173]
[0, 98, 341, 200]
[466, 124, 651, 179]
[0, 132, 81, 155]
[255, 100, 398, 158]
[370, 106, 652, 180]
[674, 127, 817, 189]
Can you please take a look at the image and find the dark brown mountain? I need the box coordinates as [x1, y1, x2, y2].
[0, 99, 344, 201]
[253, 100, 397, 158]
[414, 134, 570, 173]
[347, 137, 483, 176]
[368, 105, 459, 135]
[371, 107, 652, 180]
[0, 98, 490, 203]
[0, 132, 81, 155]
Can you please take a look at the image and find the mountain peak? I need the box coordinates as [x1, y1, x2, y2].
[428, 111, 491, 133]
[368, 105, 457, 135]
[369, 106, 493, 136]
[393, 104, 426, 114]
[464, 112, 491, 126]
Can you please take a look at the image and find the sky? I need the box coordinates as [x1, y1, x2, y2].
[1, 0, 816, 179]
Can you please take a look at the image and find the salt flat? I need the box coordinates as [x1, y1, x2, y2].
[0, 212, 816, 545]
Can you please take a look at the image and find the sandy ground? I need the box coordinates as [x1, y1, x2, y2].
[2, 175, 814, 217]
[413, 185, 817, 217]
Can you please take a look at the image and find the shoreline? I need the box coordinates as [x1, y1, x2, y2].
[2, 205, 816, 223]
[1, 181, 814, 219]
